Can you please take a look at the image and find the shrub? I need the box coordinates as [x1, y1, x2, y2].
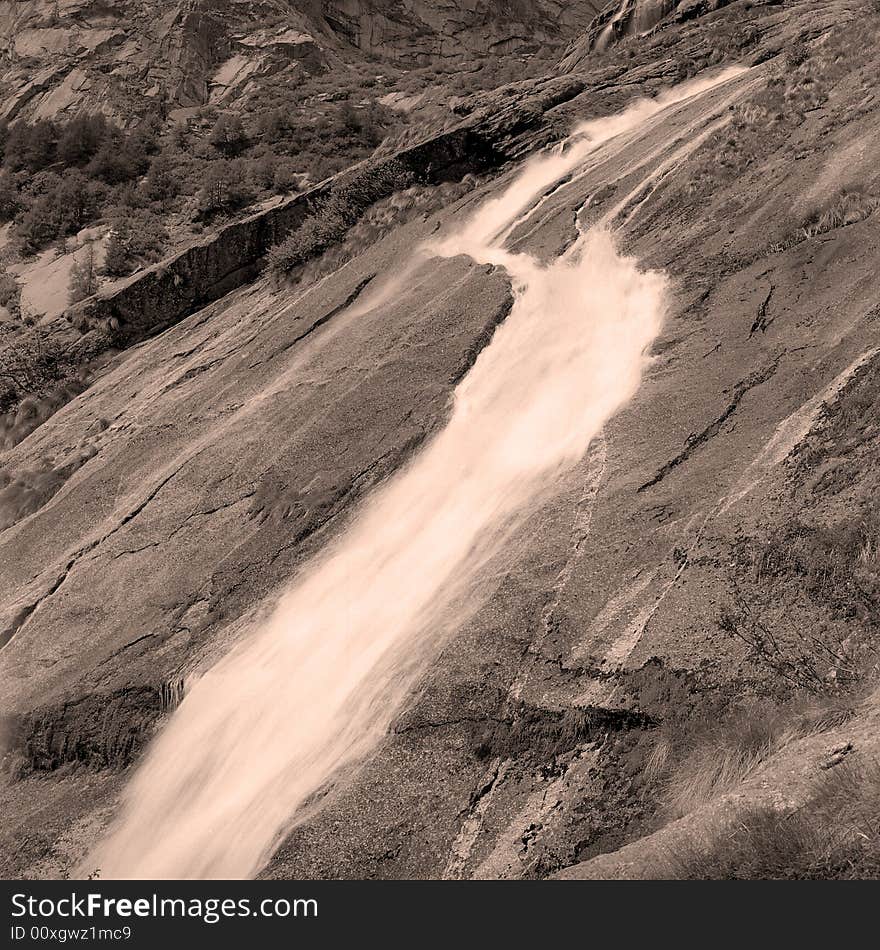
[209, 114, 248, 156]
[58, 170, 106, 232]
[0, 329, 86, 447]
[68, 243, 99, 304]
[85, 134, 143, 185]
[196, 105, 219, 126]
[276, 176, 477, 287]
[248, 153, 278, 191]
[103, 210, 166, 277]
[2, 119, 57, 172]
[56, 114, 108, 166]
[337, 100, 362, 134]
[128, 114, 162, 158]
[0, 171, 18, 222]
[786, 38, 811, 69]
[102, 231, 130, 278]
[0, 269, 20, 317]
[14, 195, 58, 252]
[256, 108, 292, 140]
[266, 158, 414, 278]
[273, 159, 302, 193]
[266, 210, 344, 277]
[332, 99, 390, 149]
[142, 151, 180, 207]
[197, 159, 254, 218]
[14, 171, 105, 252]
[170, 121, 189, 150]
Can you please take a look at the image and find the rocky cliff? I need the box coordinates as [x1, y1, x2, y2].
[2, 0, 880, 881]
[0, 0, 602, 123]
[320, 0, 602, 63]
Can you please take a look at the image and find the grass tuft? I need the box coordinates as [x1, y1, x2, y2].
[651, 695, 861, 819]
[800, 187, 878, 239]
[664, 758, 880, 879]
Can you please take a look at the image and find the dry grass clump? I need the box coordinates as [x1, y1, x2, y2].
[647, 706, 783, 816]
[800, 187, 878, 238]
[793, 353, 880, 479]
[768, 187, 878, 253]
[684, 78, 794, 198]
[0, 383, 86, 450]
[715, 506, 880, 694]
[664, 758, 880, 879]
[649, 695, 860, 819]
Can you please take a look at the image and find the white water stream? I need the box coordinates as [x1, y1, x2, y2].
[82, 69, 743, 879]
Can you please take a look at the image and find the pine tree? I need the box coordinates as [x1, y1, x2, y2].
[209, 114, 247, 156]
[103, 221, 134, 278]
[68, 242, 98, 304]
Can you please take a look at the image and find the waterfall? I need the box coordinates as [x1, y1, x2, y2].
[81, 68, 746, 880]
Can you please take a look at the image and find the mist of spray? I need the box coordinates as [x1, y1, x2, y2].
[81, 71, 742, 880]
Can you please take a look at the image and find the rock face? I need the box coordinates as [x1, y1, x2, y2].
[0, 0, 330, 121]
[320, 0, 603, 64]
[2, 0, 880, 883]
[0, 0, 602, 123]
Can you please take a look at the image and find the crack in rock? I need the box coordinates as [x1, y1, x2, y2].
[0, 450, 206, 651]
[638, 357, 780, 492]
[750, 284, 775, 337]
[247, 273, 376, 371]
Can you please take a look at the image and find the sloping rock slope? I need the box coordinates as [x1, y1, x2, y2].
[2, 0, 880, 878]
[562, 0, 733, 62]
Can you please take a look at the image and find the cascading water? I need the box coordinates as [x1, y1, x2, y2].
[81, 69, 744, 880]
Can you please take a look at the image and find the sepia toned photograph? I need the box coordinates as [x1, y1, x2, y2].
[0, 0, 878, 913]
